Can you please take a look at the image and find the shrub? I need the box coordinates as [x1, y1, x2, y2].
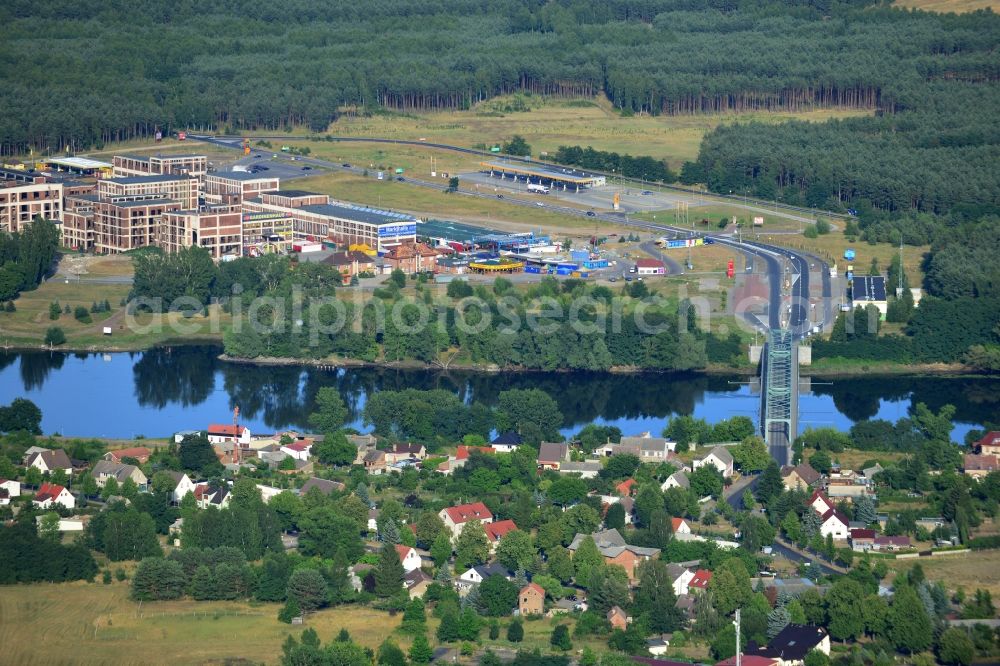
[74, 306, 92, 323]
[44, 326, 66, 346]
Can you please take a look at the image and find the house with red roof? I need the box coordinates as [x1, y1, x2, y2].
[963, 453, 999, 480]
[689, 569, 713, 591]
[103, 447, 152, 464]
[849, 528, 877, 551]
[519, 582, 545, 616]
[616, 478, 637, 497]
[33, 482, 75, 510]
[716, 657, 778, 666]
[207, 424, 251, 445]
[485, 519, 518, 551]
[671, 517, 692, 535]
[634, 258, 665, 275]
[808, 489, 835, 516]
[976, 431, 1000, 457]
[280, 439, 313, 461]
[395, 544, 423, 572]
[818, 508, 850, 540]
[439, 501, 494, 539]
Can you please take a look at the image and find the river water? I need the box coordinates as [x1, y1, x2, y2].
[0, 346, 995, 441]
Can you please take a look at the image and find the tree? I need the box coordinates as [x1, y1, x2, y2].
[605, 503, 626, 531]
[375, 542, 405, 597]
[809, 450, 832, 475]
[733, 437, 770, 473]
[550, 625, 573, 651]
[286, 568, 329, 613]
[431, 531, 452, 567]
[457, 607, 481, 641]
[633, 560, 684, 633]
[38, 512, 61, 541]
[739, 515, 776, 553]
[409, 633, 433, 664]
[937, 627, 975, 666]
[415, 511, 446, 548]
[853, 495, 877, 525]
[455, 520, 490, 570]
[507, 618, 524, 642]
[390, 269, 406, 288]
[689, 465, 724, 499]
[496, 529, 535, 572]
[313, 431, 356, 466]
[309, 387, 348, 434]
[44, 326, 65, 346]
[178, 434, 218, 474]
[767, 603, 791, 639]
[825, 578, 865, 641]
[437, 606, 460, 642]
[401, 598, 427, 634]
[478, 574, 519, 616]
[131, 558, 187, 600]
[378, 639, 408, 666]
[803, 652, 830, 666]
[663, 416, 710, 452]
[889, 585, 933, 654]
[548, 476, 588, 506]
[573, 536, 604, 584]
[503, 135, 531, 157]
[709, 558, 752, 616]
[756, 462, 784, 505]
[299, 505, 364, 561]
[860, 594, 889, 638]
[494, 389, 563, 445]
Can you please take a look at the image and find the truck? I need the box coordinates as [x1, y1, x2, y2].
[527, 183, 549, 194]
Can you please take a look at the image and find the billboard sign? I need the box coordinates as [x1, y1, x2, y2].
[378, 223, 417, 237]
[242, 212, 293, 222]
[753, 216, 764, 226]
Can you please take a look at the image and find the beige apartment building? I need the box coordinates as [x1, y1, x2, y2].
[205, 172, 280, 203]
[0, 177, 63, 233]
[159, 205, 243, 260]
[112, 154, 208, 181]
[94, 197, 182, 254]
[98, 175, 198, 210]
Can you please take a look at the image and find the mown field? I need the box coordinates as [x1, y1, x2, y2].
[894, 0, 999, 11]
[891, 549, 1000, 597]
[307, 96, 872, 170]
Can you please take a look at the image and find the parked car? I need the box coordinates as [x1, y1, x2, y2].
[396, 177, 405, 182]
[641, 190, 653, 195]
[301, 166, 312, 170]
[342, 163, 351, 168]
[586, 211, 596, 216]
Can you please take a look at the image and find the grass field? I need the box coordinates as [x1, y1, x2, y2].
[0, 582, 713, 666]
[894, 0, 999, 11]
[312, 96, 872, 170]
[891, 549, 1000, 597]
[0, 269, 227, 350]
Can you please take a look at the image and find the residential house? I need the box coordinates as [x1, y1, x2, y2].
[485, 519, 519, 551]
[519, 582, 545, 616]
[646, 638, 670, 657]
[0, 478, 20, 505]
[206, 424, 251, 445]
[491, 432, 522, 453]
[567, 528, 660, 580]
[322, 250, 377, 280]
[963, 454, 999, 480]
[661, 470, 690, 492]
[692, 446, 734, 478]
[559, 460, 602, 479]
[280, 440, 313, 461]
[538, 442, 570, 470]
[616, 479, 637, 497]
[33, 482, 75, 510]
[818, 508, 850, 540]
[666, 563, 695, 596]
[173, 430, 201, 444]
[976, 431, 1000, 457]
[382, 241, 440, 274]
[165, 471, 197, 504]
[608, 606, 629, 631]
[689, 569, 713, 591]
[386, 443, 427, 464]
[440, 501, 494, 539]
[873, 536, 911, 551]
[103, 447, 152, 464]
[826, 479, 875, 503]
[849, 528, 877, 552]
[395, 545, 423, 573]
[745, 624, 830, 666]
[91, 460, 148, 490]
[807, 490, 836, 516]
[780, 463, 821, 492]
[300, 477, 346, 497]
[404, 568, 433, 599]
[25, 448, 73, 476]
[614, 434, 676, 463]
[347, 433, 378, 464]
[456, 563, 512, 593]
[364, 449, 387, 475]
[671, 517, 693, 535]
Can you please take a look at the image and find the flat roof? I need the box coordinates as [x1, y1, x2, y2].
[419, 218, 506, 243]
[853, 275, 887, 301]
[268, 189, 323, 198]
[210, 170, 280, 181]
[103, 175, 192, 185]
[482, 161, 603, 184]
[107, 198, 179, 209]
[47, 157, 113, 169]
[300, 203, 417, 226]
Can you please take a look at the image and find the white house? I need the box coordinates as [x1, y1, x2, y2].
[280, 440, 313, 461]
[166, 471, 196, 504]
[91, 460, 148, 490]
[808, 490, 836, 516]
[206, 424, 251, 446]
[661, 470, 690, 492]
[25, 448, 73, 476]
[395, 545, 423, 573]
[439, 501, 493, 539]
[491, 432, 522, 454]
[671, 517, 693, 535]
[0, 478, 21, 505]
[666, 564, 695, 596]
[818, 508, 850, 540]
[456, 563, 512, 592]
[692, 446, 735, 478]
[256, 484, 284, 503]
[33, 482, 75, 510]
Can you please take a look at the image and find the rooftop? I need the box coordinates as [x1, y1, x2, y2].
[852, 275, 887, 302]
[47, 156, 114, 169]
[300, 202, 418, 226]
[103, 174, 193, 185]
[210, 170, 280, 181]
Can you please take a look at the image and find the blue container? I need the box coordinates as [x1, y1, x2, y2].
[524, 265, 541, 274]
[570, 250, 589, 262]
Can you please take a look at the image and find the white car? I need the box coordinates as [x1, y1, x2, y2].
[536, 202, 544, 207]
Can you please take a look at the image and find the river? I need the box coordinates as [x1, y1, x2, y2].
[0, 346, 995, 440]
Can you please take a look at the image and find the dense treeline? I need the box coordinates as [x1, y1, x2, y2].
[0, 518, 98, 584]
[552, 146, 675, 183]
[2, 1, 998, 155]
[690, 83, 1000, 216]
[0, 217, 61, 302]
